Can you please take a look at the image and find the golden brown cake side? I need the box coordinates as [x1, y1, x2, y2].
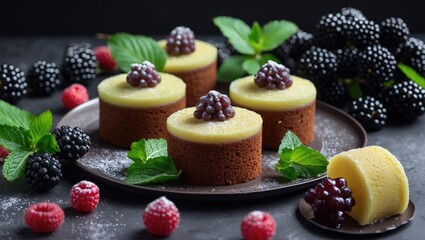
[168, 131, 262, 186]
[99, 97, 186, 148]
[167, 61, 217, 106]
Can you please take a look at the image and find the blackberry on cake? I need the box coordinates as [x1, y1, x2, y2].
[52, 125, 91, 161]
[166, 26, 196, 56]
[27, 60, 60, 96]
[61, 42, 97, 86]
[0, 63, 27, 104]
[126, 61, 161, 88]
[346, 18, 380, 49]
[348, 96, 387, 131]
[194, 90, 235, 121]
[383, 81, 425, 122]
[313, 13, 349, 50]
[297, 47, 339, 84]
[254, 60, 293, 90]
[380, 17, 410, 53]
[25, 153, 62, 192]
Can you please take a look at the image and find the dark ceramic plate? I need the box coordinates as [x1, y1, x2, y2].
[298, 199, 415, 234]
[57, 98, 366, 201]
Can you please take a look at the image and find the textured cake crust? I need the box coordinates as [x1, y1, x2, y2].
[167, 61, 217, 106]
[249, 101, 316, 150]
[99, 97, 186, 148]
[168, 131, 262, 186]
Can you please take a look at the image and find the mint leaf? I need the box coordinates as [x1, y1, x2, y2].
[398, 63, 425, 88]
[0, 100, 35, 128]
[126, 156, 181, 185]
[2, 148, 33, 181]
[128, 140, 147, 163]
[29, 111, 52, 144]
[218, 55, 246, 81]
[276, 165, 297, 181]
[242, 58, 261, 75]
[108, 33, 166, 72]
[248, 22, 264, 52]
[128, 138, 167, 164]
[0, 125, 31, 151]
[262, 20, 298, 51]
[35, 134, 59, 154]
[278, 131, 302, 155]
[213, 16, 255, 55]
[346, 80, 363, 99]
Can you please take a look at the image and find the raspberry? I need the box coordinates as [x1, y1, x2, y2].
[62, 83, 89, 110]
[25, 153, 62, 192]
[348, 96, 387, 131]
[240, 211, 276, 240]
[24, 202, 64, 233]
[70, 180, 100, 212]
[0, 145, 9, 160]
[61, 42, 97, 86]
[94, 46, 117, 72]
[194, 90, 235, 121]
[52, 125, 91, 161]
[0, 63, 27, 104]
[126, 61, 161, 88]
[143, 196, 180, 236]
[27, 60, 60, 96]
[254, 60, 293, 90]
[166, 26, 196, 56]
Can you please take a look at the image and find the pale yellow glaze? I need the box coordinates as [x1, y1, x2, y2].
[97, 73, 185, 108]
[167, 107, 262, 144]
[158, 40, 217, 72]
[229, 75, 316, 111]
[327, 146, 409, 226]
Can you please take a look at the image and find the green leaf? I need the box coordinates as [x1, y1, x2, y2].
[127, 138, 167, 164]
[213, 16, 255, 55]
[29, 111, 52, 144]
[346, 80, 363, 99]
[398, 63, 425, 88]
[278, 130, 302, 155]
[2, 148, 33, 181]
[0, 100, 35, 128]
[218, 55, 246, 82]
[275, 165, 297, 181]
[108, 33, 167, 72]
[262, 20, 298, 51]
[35, 134, 59, 154]
[259, 53, 281, 65]
[242, 58, 261, 75]
[128, 140, 147, 163]
[248, 22, 264, 52]
[0, 125, 31, 151]
[126, 156, 181, 185]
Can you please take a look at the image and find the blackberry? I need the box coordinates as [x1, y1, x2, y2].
[126, 61, 161, 88]
[297, 47, 338, 83]
[194, 90, 235, 121]
[348, 96, 387, 131]
[346, 19, 380, 49]
[27, 60, 60, 96]
[254, 60, 293, 90]
[52, 125, 91, 161]
[396, 37, 425, 79]
[380, 17, 410, 53]
[25, 153, 62, 192]
[357, 45, 396, 96]
[273, 30, 313, 62]
[303, 177, 355, 228]
[340, 7, 366, 21]
[316, 80, 348, 107]
[61, 42, 97, 86]
[166, 26, 196, 56]
[383, 81, 425, 122]
[313, 13, 349, 50]
[209, 40, 236, 66]
[0, 63, 27, 104]
[335, 48, 359, 78]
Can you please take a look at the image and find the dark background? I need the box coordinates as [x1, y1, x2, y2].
[0, 0, 421, 36]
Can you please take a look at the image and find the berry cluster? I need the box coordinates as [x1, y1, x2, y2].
[194, 90, 236, 121]
[303, 177, 355, 228]
[270, 7, 425, 131]
[166, 26, 196, 56]
[61, 42, 97, 86]
[52, 125, 91, 161]
[254, 60, 293, 90]
[0, 63, 27, 104]
[126, 61, 161, 88]
[27, 61, 61, 96]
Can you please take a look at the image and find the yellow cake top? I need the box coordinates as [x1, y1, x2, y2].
[167, 107, 262, 144]
[229, 75, 316, 111]
[327, 145, 409, 225]
[158, 40, 217, 72]
[97, 73, 186, 108]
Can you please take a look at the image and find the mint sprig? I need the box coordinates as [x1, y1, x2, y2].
[398, 63, 425, 89]
[126, 138, 181, 185]
[213, 16, 298, 81]
[275, 131, 328, 181]
[0, 100, 59, 181]
[107, 33, 167, 73]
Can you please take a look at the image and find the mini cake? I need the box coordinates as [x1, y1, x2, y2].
[167, 90, 263, 185]
[327, 145, 409, 225]
[158, 26, 217, 106]
[98, 61, 186, 148]
[229, 61, 316, 149]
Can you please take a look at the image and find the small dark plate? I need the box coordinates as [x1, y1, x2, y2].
[298, 199, 415, 234]
[57, 98, 367, 201]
